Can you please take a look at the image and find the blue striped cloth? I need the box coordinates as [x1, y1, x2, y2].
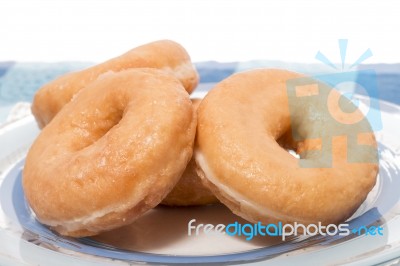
[1, 61, 399, 123]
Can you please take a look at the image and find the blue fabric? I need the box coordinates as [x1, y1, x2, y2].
[0, 61, 399, 122]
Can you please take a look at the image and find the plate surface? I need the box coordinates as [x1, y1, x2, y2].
[0, 96, 400, 265]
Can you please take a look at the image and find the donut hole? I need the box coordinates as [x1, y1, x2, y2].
[90, 109, 125, 149]
[70, 105, 124, 152]
[277, 131, 302, 159]
[287, 149, 300, 159]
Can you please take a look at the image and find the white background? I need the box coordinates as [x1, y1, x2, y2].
[0, 0, 399, 63]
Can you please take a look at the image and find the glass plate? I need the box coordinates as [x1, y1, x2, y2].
[0, 95, 400, 265]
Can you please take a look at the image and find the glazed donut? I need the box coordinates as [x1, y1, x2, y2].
[31, 40, 199, 128]
[162, 99, 218, 206]
[195, 69, 378, 227]
[23, 69, 196, 237]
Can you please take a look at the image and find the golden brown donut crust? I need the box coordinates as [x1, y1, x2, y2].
[195, 69, 378, 227]
[31, 40, 199, 128]
[161, 98, 218, 206]
[161, 158, 218, 206]
[23, 69, 196, 237]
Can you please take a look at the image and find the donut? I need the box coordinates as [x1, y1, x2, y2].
[31, 40, 199, 128]
[161, 99, 218, 206]
[195, 69, 378, 227]
[23, 69, 196, 237]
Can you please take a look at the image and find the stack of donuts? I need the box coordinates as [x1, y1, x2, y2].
[23, 40, 378, 237]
